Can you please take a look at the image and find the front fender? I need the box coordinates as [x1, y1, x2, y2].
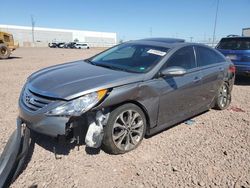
[94, 82, 160, 129]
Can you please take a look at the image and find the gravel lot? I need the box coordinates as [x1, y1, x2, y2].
[0, 48, 249, 188]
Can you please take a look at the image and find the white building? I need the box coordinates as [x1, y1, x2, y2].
[242, 28, 250, 37]
[0, 24, 117, 47]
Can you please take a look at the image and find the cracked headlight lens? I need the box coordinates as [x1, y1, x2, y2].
[46, 89, 107, 116]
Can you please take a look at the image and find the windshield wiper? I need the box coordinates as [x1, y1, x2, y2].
[85, 60, 137, 73]
[85, 59, 96, 65]
[95, 64, 134, 73]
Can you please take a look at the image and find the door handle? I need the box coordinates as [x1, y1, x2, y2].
[193, 76, 202, 83]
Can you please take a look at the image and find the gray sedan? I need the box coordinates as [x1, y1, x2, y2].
[18, 38, 235, 154]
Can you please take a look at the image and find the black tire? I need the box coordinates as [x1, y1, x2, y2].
[0, 44, 10, 59]
[214, 82, 231, 110]
[102, 103, 147, 154]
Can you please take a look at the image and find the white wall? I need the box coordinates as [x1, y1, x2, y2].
[72, 30, 116, 47]
[0, 24, 117, 47]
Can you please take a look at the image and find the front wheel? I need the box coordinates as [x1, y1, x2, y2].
[214, 82, 231, 110]
[0, 44, 10, 59]
[102, 103, 146, 154]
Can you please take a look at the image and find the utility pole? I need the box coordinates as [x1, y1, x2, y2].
[212, 0, 220, 47]
[31, 15, 35, 45]
[190, 37, 193, 42]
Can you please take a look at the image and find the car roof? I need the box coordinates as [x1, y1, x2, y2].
[220, 36, 250, 40]
[127, 38, 197, 49]
[139, 38, 185, 43]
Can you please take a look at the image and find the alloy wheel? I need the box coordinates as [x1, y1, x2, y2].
[112, 110, 144, 151]
[219, 84, 229, 107]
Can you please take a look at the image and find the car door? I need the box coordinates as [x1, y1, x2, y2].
[195, 46, 225, 107]
[157, 46, 205, 128]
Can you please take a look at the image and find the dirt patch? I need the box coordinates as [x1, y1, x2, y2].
[0, 48, 249, 188]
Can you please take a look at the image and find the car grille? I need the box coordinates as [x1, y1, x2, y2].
[22, 88, 54, 111]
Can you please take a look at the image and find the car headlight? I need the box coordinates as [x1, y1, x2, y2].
[46, 89, 107, 116]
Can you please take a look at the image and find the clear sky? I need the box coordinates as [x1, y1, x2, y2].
[1, 0, 249, 42]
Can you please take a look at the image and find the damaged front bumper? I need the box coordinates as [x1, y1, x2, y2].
[19, 91, 110, 149]
[0, 118, 30, 188]
[19, 111, 69, 137]
[19, 100, 70, 137]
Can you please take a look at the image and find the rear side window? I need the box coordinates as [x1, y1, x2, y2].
[196, 46, 225, 67]
[164, 46, 196, 70]
[217, 37, 250, 50]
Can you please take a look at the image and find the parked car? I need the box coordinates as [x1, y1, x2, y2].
[48, 42, 65, 48]
[74, 43, 90, 49]
[216, 36, 250, 76]
[18, 38, 235, 154]
[57, 43, 65, 48]
[48, 42, 57, 48]
[64, 42, 76, 49]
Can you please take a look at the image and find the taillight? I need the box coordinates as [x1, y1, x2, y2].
[229, 65, 236, 73]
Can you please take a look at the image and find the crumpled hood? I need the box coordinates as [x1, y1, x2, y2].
[27, 60, 144, 100]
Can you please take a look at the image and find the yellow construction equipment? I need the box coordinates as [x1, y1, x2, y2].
[0, 31, 18, 59]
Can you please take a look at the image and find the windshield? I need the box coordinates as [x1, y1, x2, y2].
[217, 37, 250, 50]
[90, 43, 169, 73]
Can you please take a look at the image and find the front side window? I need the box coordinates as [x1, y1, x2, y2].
[90, 44, 169, 73]
[3, 35, 10, 42]
[164, 46, 196, 70]
[196, 46, 225, 67]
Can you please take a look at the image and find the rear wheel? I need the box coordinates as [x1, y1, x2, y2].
[214, 82, 231, 110]
[0, 44, 10, 59]
[102, 103, 146, 154]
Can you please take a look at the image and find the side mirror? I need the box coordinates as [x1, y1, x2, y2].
[160, 66, 187, 77]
